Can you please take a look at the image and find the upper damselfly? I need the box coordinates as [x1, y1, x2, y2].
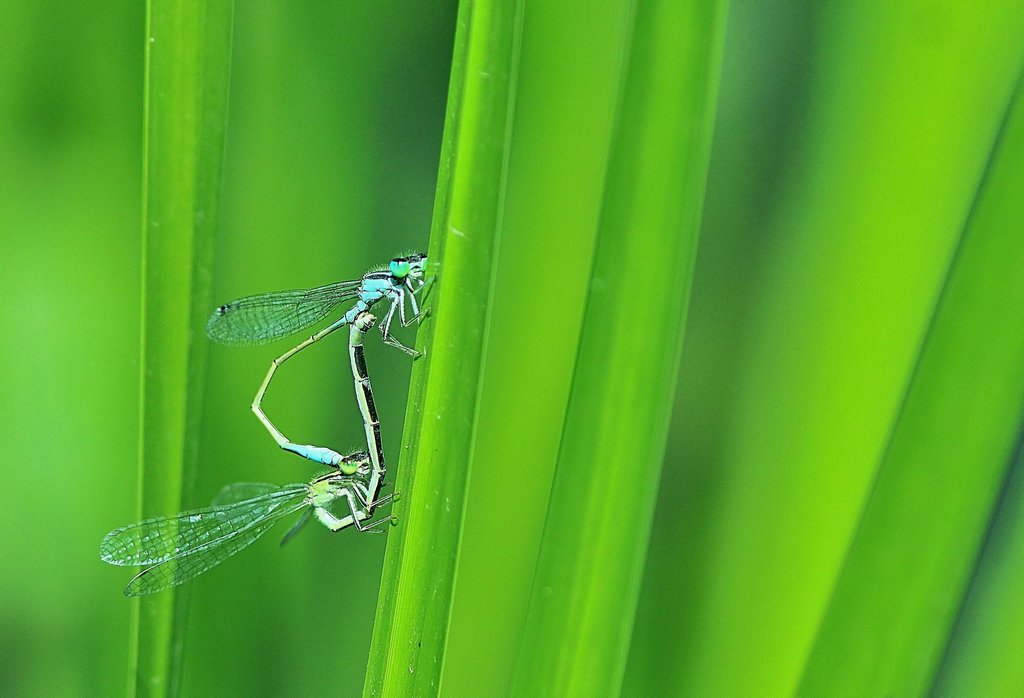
[207, 253, 428, 355]
[206, 254, 429, 465]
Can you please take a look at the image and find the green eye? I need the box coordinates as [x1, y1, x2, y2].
[390, 259, 411, 278]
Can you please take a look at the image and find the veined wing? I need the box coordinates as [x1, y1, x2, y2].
[212, 482, 280, 506]
[122, 498, 309, 596]
[206, 279, 363, 345]
[100, 484, 308, 567]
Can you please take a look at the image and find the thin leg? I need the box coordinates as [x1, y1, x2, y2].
[356, 515, 393, 532]
[316, 495, 389, 534]
[401, 278, 432, 328]
[400, 287, 425, 328]
[346, 495, 393, 533]
[315, 504, 362, 532]
[379, 295, 398, 340]
[398, 288, 411, 325]
[367, 490, 398, 509]
[380, 295, 421, 357]
[349, 481, 397, 512]
[414, 273, 436, 300]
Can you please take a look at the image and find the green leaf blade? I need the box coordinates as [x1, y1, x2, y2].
[132, 1, 233, 695]
[438, 0, 642, 692]
[362, 1, 524, 694]
[797, 69, 1024, 697]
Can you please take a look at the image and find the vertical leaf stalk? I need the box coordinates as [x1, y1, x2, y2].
[131, 2, 233, 695]
[363, 0, 524, 694]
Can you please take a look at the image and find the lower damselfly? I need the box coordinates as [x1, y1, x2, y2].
[101, 312, 394, 595]
[100, 456, 395, 596]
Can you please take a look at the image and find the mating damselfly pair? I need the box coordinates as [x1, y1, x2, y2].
[100, 255, 429, 596]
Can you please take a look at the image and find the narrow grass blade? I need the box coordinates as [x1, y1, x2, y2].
[797, 69, 1024, 696]
[508, 0, 727, 693]
[362, 1, 523, 694]
[131, 2, 233, 695]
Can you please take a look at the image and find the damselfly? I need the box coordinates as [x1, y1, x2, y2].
[100, 455, 395, 596]
[101, 313, 395, 596]
[206, 254, 429, 464]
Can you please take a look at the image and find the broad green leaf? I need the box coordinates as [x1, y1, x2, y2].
[798, 71, 1024, 696]
[362, 1, 523, 694]
[440, 0, 639, 693]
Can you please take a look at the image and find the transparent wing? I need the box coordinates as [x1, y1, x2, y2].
[206, 279, 363, 345]
[212, 482, 279, 506]
[100, 484, 308, 567]
[122, 498, 310, 597]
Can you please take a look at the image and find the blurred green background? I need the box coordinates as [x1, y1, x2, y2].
[2, 0, 1022, 696]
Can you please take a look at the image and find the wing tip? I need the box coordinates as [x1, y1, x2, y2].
[99, 534, 122, 564]
[123, 583, 148, 597]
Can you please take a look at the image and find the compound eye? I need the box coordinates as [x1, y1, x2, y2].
[390, 259, 411, 278]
